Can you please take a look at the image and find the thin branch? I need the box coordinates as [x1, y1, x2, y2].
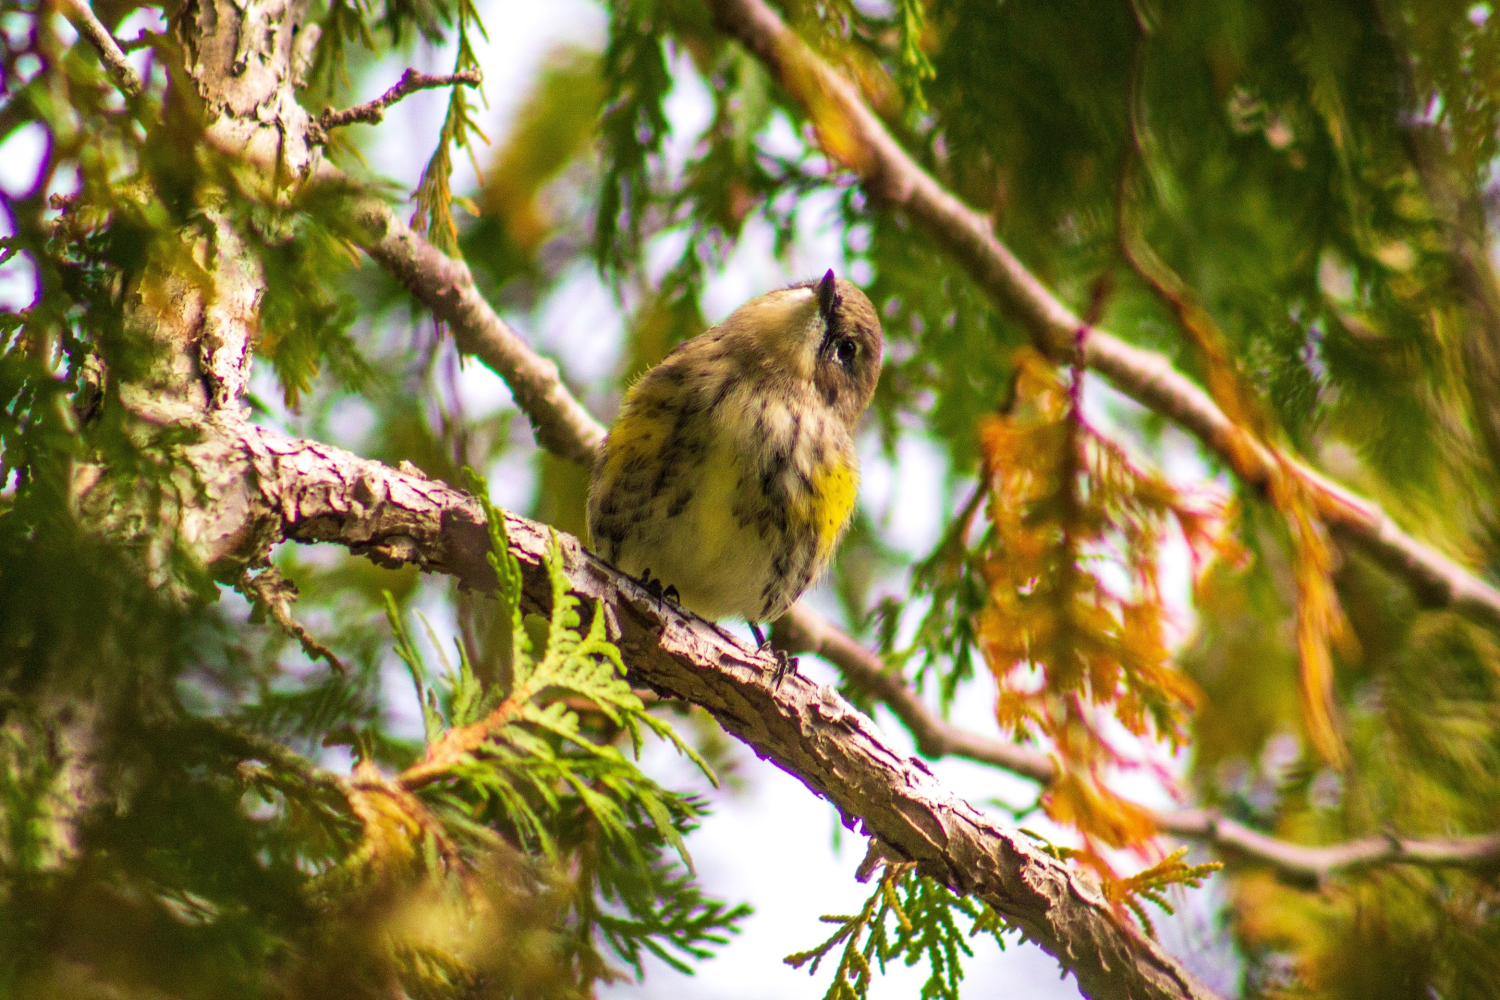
[398, 684, 529, 791]
[778, 605, 1500, 881]
[313, 68, 484, 142]
[1155, 811, 1500, 883]
[775, 607, 1057, 782]
[352, 197, 606, 465]
[58, 0, 143, 98]
[186, 716, 354, 802]
[705, 0, 1500, 637]
[235, 565, 347, 673]
[119, 31, 161, 53]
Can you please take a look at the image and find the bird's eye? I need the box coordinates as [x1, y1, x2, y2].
[834, 337, 857, 368]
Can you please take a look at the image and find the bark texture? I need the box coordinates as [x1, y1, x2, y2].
[208, 424, 1225, 1000]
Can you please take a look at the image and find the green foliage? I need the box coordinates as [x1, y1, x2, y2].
[463, 46, 606, 303]
[305, 0, 466, 101]
[251, 194, 375, 408]
[0, 457, 746, 997]
[12, 0, 1500, 993]
[892, 0, 935, 112]
[359, 476, 743, 987]
[595, 0, 678, 273]
[1105, 847, 1223, 938]
[785, 865, 1010, 1000]
[410, 0, 488, 255]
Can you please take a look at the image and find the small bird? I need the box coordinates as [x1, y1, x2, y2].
[587, 270, 883, 681]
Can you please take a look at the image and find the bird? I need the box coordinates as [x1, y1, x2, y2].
[587, 270, 883, 683]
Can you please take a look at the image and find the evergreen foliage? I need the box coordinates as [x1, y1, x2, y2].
[784, 865, 1010, 1000]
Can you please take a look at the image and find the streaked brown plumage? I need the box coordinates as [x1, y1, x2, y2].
[586, 271, 882, 628]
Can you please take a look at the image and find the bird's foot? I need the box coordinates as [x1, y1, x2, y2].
[771, 649, 799, 688]
[749, 622, 799, 688]
[636, 568, 680, 609]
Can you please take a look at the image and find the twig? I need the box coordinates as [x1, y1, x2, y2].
[775, 607, 1057, 782]
[706, 0, 1500, 637]
[397, 693, 528, 791]
[119, 31, 160, 52]
[313, 68, 483, 142]
[188, 716, 354, 801]
[236, 565, 347, 673]
[58, 0, 143, 98]
[777, 604, 1500, 880]
[1156, 811, 1500, 883]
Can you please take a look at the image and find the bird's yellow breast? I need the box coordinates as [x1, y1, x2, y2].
[807, 459, 858, 563]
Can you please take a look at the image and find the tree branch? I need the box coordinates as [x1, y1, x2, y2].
[312, 68, 484, 142]
[705, 0, 1500, 636]
[58, 0, 143, 98]
[352, 198, 606, 466]
[774, 608, 1058, 782]
[776, 606, 1500, 880]
[1154, 810, 1500, 883]
[235, 565, 347, 673]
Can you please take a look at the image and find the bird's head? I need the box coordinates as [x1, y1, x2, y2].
[718, 269, 884, 427]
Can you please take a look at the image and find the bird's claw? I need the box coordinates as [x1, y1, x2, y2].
[637, 568, 679, 609]
[749, 622, 798, 687]
[771, 649, 799, 688]
[637, 567, 664, 599]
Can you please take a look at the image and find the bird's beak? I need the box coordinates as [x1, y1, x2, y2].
[815, 269, 839, 355]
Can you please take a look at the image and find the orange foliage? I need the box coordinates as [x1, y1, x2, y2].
[974, 348, 1234, 849]
[1044, 771, 1158, 851]
[1269, 468, 1359, 768]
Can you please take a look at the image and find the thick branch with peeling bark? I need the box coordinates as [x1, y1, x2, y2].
[704, 0, 1500, 635]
